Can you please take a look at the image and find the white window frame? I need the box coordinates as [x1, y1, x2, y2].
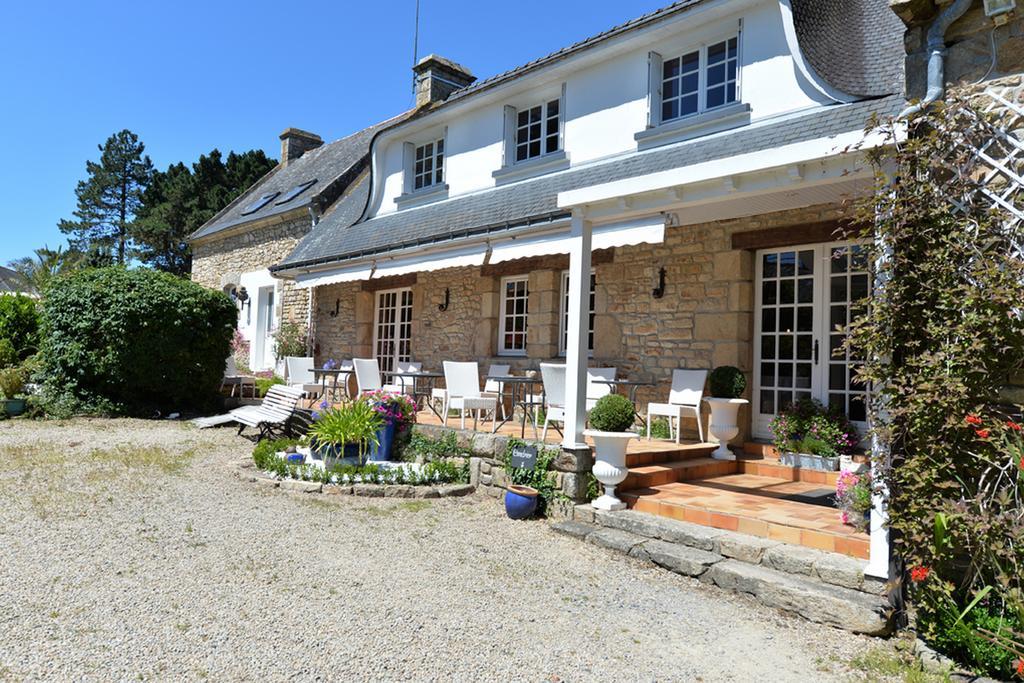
[558, 269, 595, 357]
[649, 29, 742, 129]
[514, 98, 561, 163]
[412, 137, 445, 191]
[373, 287, 414, 374]
[498, 276, 529, 356]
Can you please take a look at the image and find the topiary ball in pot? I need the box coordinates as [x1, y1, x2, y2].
[709, 366, 746, 399]
[588, 393, 636, 433]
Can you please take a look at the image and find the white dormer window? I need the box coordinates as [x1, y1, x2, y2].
[661, 35, 739, 122]
[516, 99, 560, 162]
[413, 138, 444, 191]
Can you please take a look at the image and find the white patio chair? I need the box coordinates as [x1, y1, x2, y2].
[336, 360, 355, 399]
[442, 361, 498, 432]
[586, 367, 617, 411]
[285, 356, 321, 399]
[221, 356, 256, 398]
[392, 361, 422, 395]
[434, 363, 509, 420]
[646, 369, 707, 443]
[353, 358, 402, 395]
[540, 363, 567, 441]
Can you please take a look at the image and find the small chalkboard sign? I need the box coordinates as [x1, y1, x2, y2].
[510, 444, 539, 470]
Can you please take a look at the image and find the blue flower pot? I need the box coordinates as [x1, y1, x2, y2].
[2, 399, 26, 417]
[369, 421, 397, 461]
[315, 441, 362, 469]
[504, 485, 539, 520]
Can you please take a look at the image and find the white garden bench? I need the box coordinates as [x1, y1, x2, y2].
[230, 384, 304, 440]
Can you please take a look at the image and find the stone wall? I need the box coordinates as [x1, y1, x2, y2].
[191, 214, 312, 327]
[309, 203, 844, 442]
[892, 0, 1024, 97]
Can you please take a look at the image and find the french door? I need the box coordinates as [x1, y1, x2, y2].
[373, 288, 413, 374]
[752, 242, 869, 439]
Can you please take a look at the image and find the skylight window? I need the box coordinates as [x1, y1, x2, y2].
[240, 192, 280, 215]
[275, 179, 317, 205]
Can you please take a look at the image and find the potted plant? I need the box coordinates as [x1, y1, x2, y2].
[307, 399, 384, 468]
[768, 398, 858, 471]
[703, 366, 749, 460]
[835, 470, 872, 532]
[584, 393, 637, 511]
[504, 484, 540, 519]
[363, 390, 417, 461]
[0, 366, 26, 417]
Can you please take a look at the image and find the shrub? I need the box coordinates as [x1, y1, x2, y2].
[273, 321, 308, 360]
[709, 366, 746, 399]
[255, 375, 284, 397]
[503, 439, 562, 515]
[0, 339, 16, 369]
[39, 268, 237, 416]
[588, 394, 635, 433]
[0, 366, 25, 399]
[0, 294, 41, 360]
[768, 398, 858, 458]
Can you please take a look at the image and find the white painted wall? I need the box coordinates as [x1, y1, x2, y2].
[237, 269, 278, 372]
[366, 0, 836, 219]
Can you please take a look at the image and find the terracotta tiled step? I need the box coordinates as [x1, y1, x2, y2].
[620, 476, 869, 560]
[621, 457, 737, 490]
[743, 441, 780, 458]
[738, 459, 841, 487]
[624, 443, 716, 467]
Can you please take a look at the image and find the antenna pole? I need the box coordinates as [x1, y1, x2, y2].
[412, 0, 421, 96]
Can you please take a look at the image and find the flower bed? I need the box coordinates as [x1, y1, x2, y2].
[769, 399, 859, 471]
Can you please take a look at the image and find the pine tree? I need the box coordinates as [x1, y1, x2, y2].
[58, 130, 154, 265]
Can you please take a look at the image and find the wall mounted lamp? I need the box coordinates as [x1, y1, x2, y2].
[652, 267, 667, 299]
[438, 287, 451, 312]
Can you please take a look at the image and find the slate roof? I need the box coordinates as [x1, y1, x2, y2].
[0, 266, 36, 297]
[790, 0, 905, 98]
[275, 94, 902, 272]
[190, 115, 407, 241]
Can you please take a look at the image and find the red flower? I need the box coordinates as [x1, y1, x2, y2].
[910, 566, 931, 583]
[966, 414, 983, 426]
[1015, 659, 1024, 678]
[976, 429, 991, 439]
[1007, 420, 1022, 432]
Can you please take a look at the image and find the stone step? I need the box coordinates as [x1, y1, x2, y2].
[550, 508, 892, 636]
[624, 443, 716, 467]
[621, 457, 737, 490]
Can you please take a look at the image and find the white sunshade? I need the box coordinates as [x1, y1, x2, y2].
[487, 215, 666, 264]
[372, 244, 489, 279]
[294, 263, 374, 289]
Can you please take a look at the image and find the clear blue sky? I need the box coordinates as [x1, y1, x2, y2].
[0, 0, 669, 265]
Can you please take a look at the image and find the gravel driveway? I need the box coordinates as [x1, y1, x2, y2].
[1, 418, 884, 681]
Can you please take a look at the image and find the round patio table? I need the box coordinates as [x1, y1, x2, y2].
[485, 374, 545, 439]
[591, 378, 656, 428]
[383, 370, 445, 419]
[313, 368, 351, 403]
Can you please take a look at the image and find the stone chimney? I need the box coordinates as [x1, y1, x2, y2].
[413, 54, 476, 107]
[279, 128, 323, 166]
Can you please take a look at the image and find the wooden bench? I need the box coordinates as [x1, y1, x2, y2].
[230, 384, 304, 440]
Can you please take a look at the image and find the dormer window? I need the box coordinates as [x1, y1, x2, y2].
[516, 99, 560, 162]
[661, 36, 739, 123]
[413, 138, 444, 190]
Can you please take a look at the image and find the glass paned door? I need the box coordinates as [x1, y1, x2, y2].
[374, 288, 413, 374]
[753, 242, 869, 439]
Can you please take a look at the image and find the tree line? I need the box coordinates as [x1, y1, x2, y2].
[8, 129, 275, 290]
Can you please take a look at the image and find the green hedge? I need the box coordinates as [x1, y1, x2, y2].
[39, 268, 237, 416]
[0, 294, 41, 361]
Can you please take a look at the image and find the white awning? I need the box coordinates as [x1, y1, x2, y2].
[372, 244, 489, 279]
[294, 263, 374, 289]
[487, 216, 665, 264]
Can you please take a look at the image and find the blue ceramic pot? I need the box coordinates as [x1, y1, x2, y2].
[2, 399, 26, 417]
[504, 485, 539, 520]
[369, 421, 397, 461]
[315, 441, 362, 469]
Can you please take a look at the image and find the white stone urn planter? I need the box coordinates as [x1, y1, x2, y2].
[703, 397, 749, 460]
[584, 430, 637, 511]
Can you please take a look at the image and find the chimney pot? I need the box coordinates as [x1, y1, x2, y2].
[279, 128, 323, 166]
[413, 54, 476, 107]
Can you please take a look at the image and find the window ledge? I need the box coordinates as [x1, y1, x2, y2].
[492, 150, 569, 185]
[395, 183, 449, 210]
[635, 103, 752, 151]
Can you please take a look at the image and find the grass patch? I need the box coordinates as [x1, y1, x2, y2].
[849, 647, 951, 683]
[88, 445, 194, 474]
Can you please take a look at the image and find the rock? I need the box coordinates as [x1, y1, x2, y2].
[484, 485, 502, 498]
[279, 479, 322, 493]
[587, 527, 646, 555]
[491, 467, 507, 488]
[352, 484, 385, 497]
[254, 476, 280, 489]
[595, 510, 725, 551]
[411, 487, 441, 499]
[762, 544, 825, 577]
[812, 553, 866, 591]
[480, 474, 493, 486]
[322, 484, 351, 496]
[573, 504, 596, 524]
[549, 520, 596, 540]
[639, 540, 722, 577]
[384, 485, 413, 498]
[545, 498, 574, 521]
[480, 461, 493, 475]
[716, 531, 779, 564]
[436, 484, 475, 498]
[554, 446, 593, 473]
[469, 457, 481, 487]
[702, 560, 893, 636]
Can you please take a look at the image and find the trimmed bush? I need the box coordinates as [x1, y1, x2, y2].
[588, 393, 636, 433]
[709, 365, 746, 399]
[39, 268, 237, 416]
[0, 294, 41, 360]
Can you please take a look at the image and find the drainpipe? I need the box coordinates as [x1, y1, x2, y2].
[898, 0, 973, 119]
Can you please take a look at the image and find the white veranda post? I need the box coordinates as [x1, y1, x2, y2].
[563, 210, 593, 449]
